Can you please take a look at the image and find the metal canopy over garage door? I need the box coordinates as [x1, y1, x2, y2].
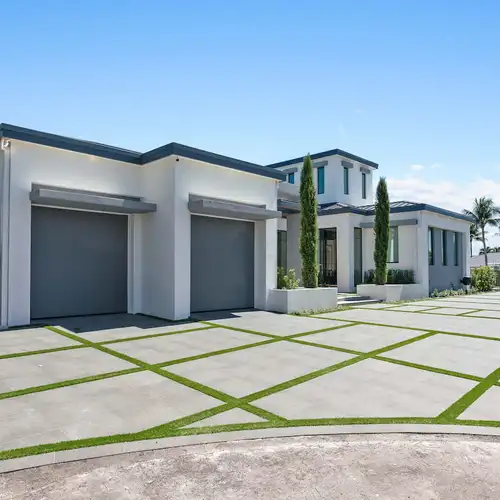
[30, 207, 128, 319]
[191, 215, 254, 312]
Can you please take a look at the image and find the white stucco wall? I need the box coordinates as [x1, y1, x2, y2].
[172, 157, 279, 319]
[2, 140, 145, 327]
[277, 154, 375, 207]
[1, 140, 280, 326]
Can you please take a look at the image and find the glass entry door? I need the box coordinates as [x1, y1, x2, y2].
[354, 227, 363, 286]
[319, 228, 337, 286]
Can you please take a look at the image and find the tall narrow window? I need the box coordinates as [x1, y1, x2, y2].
[453, 232, 459, 266]
[387, 227, 399, 263]
[317, 166, 325, 194]
[442, 230, 448, 265]
[429, 227, 434, 265]
[343, 167, 349, 194]
[277, 230, 287, 269]
[361, 172, 367, 199]
[288, 172, 295, 184]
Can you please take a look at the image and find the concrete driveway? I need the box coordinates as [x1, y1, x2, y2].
[1, 293, 500, 479]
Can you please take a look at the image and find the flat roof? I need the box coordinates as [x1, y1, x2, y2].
[267, 148, 378, 170]
[0, 123, 286, 181]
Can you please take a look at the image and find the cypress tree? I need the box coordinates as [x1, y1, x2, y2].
[299, 154, 318, 287]
[374, 177, 390, 285]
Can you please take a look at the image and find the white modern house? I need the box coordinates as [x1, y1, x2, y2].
[270, 150, 472, 298]
[0, 123, 471, 327]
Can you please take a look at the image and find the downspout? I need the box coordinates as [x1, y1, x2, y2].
[0, 139, 11, 328]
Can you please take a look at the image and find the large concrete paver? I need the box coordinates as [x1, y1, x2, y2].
[108, 328, 263, 364]
[296, 323, 426, 352]
[255, 358, 475, 419]
[422, 307, 479, 316]
[384, 334, 500, 377]
[407, 300, 500, 311]
[166, 341, 354, 397]
[0, 372, 221, 451]
[318, 308, 500, 338]
[467, 310, 500, 319]
[386, 305, 440, 312]
[192, 310, 350, 336]
[78, 322, 208, 343]
[459, 387, 500, 421]
[0, 328, 78, 356]
[0, 348, 134, 393]
[185, 408, 266, 428]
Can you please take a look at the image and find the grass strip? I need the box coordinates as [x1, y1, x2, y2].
[4, 416, 500, 462]
[0, 367, 143, 401]
[199, 321, 279, 339]
[98, 325, 217, 345]
[284, 321, 360, 339]
[0, 344, 85, 361]
[437, 366, 500, 422]
[156, 338, 280, 368]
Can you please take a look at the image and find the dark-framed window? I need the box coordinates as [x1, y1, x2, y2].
[343, 167, 349, 194]
[277, 230, 287, 269]
[361, 172, 367, 199]
[288, 172, 295, 184]
[317, 166, 325, 194]
[388, 226, 399, 263]
[442, 230, 448, 265]
[429, 227, 434, 265]
[453, 231, 459, 266]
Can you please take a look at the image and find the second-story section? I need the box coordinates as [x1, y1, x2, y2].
[268, 149, 378, 207]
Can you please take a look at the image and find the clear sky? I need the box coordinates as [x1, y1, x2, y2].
[2, 0, 499, 249]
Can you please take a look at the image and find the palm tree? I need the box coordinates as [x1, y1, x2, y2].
[479, 246, 492, 255]
[464, 197, 500, 265]
[468, 222, 482, 257]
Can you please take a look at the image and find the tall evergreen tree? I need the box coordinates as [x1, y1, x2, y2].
[299, 154, 318, 287]
[373, 177, 390, 285]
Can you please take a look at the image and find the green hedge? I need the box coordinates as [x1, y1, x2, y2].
[471, 266, 497, 292]
[364, 268, 415, 284]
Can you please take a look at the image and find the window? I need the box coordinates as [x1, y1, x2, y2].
[343, 167, 349, 194]
[388, 227, 399, 263]
[428, 227, 434, 265]
[361, 172, 367, 199]
[442, 230, 448, 265]
[317, 166, 325, 194]
[453, 232, 459, 266]
[288, 172, 295, 184]
[277, 230, 287, 269]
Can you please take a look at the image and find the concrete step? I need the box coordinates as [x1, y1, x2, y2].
[337, 295, 381, 306]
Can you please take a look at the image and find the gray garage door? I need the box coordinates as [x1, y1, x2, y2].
[191, 215, 254, 312]
[31, 207, 128, 319]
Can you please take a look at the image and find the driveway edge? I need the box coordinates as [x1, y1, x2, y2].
[2, 424, 500, 473]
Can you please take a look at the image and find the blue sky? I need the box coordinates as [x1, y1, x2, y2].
[2, 0, 500, 247]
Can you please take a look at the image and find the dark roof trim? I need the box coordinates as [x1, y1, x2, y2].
[320, 202, 473, 222]
[267, 148, 378, 170]
[0, 123, 285, 181]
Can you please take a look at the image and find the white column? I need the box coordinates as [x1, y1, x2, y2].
[286, 213, 302, 283]
[255, 218, 277, 310]
[336, 215, 355, 292]
[415, 214, 430, 296]
[463, 227, 471, 277]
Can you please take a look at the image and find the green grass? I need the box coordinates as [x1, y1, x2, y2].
[0, 343, 86, 361]
[2, 307, 500, 462]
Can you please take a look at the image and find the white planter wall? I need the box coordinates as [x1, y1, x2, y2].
[357, 283, 428, 302]
[268, 287, 338, 314]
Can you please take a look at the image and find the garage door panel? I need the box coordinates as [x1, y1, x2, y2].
[191, 216, 254, 312]
[31, 207, 128, 319]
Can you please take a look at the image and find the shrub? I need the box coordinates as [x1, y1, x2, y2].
[277, 267, 300, 290]
[471, 266, 497, 292]
[363, 268, 415, 284]
[431, 288, 468, 298]
[373, 177, 390, 285]
[299, 155, 319, 288]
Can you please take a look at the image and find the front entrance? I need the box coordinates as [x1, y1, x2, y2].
[319, 228, 337, 286]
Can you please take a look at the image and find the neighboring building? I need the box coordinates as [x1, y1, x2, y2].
[270, 149, 472, 295]
[470, 253, 500, 268]
[0, 123, 472, 328]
